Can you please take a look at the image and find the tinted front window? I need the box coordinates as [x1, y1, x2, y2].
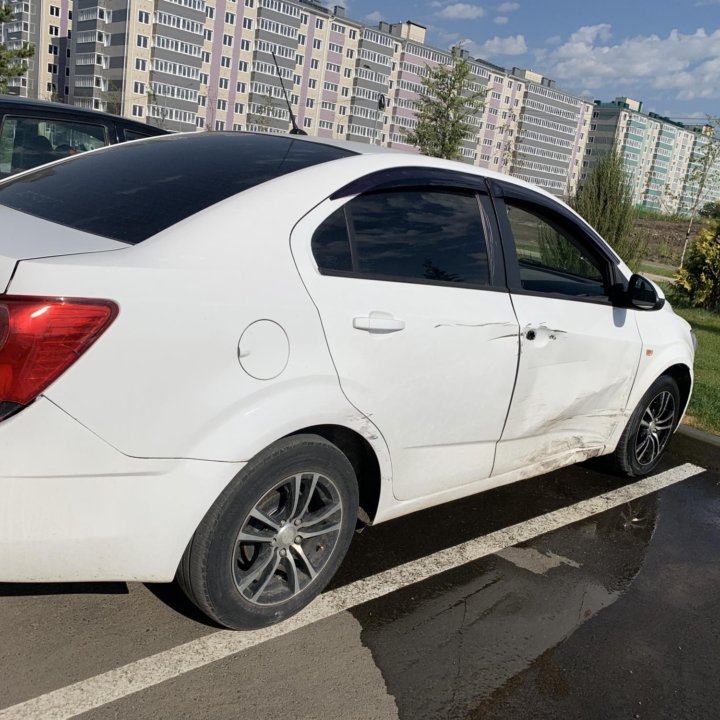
[312, 188, 489, 285]
[0, 133, 355, 243]
[506, 202, 607, 298]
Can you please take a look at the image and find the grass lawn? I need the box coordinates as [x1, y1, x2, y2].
[639, 262, 676, 279]
[672, 305, 720, 435]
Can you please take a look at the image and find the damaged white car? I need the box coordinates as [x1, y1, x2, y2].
[0, 133, 694, 629]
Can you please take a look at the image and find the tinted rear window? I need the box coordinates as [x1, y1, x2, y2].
[0, 133, 355, 244]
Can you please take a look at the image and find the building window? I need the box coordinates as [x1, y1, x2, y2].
[313, 38, 322, 49]
[349, 29, 356, 39]
[202, 51, 210, 62]
[204, 29, 213, 40]
[215, 120, 225, 130]
[306, 98, 315, 108]
[346, 49, 354, 59]
[245, 0, 253, 6]
[242, 16, 252, 29]
[236, 81, 246, 92]
[223, 34, 233, 46]
[304, 117, 312, 128]
[137, 34, 148, 48]
[234, 102, 244, 113]
[308, 78, 317, 89]
[196, 117, 205, 128]
[206, 6, 214, 17]
[311, 58, 319, 69]
[238, 60, 248, 72]
[225, 11, 235, 24]
[240, 39, 250, 50]
[49, 24, 59, 36]
[138, 10, 150, 23]
[49, 5, 60, 16]
[298, 34, 306, 45]
[217, 99, 227, 110]
[219, 77, 229, 89]
[221, 56, 231, 68]
[135, 58, 146, 71]
[134, 81, 145, 94]
[316, 18, 324, 28]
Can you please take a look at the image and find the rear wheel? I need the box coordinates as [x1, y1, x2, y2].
[614, 375, 680, 477]
[178, 434, 359, 630]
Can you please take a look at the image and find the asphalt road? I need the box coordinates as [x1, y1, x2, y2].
[0, 432, 718, 720]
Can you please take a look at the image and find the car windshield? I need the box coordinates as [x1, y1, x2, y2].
[0, 133, 356, 244]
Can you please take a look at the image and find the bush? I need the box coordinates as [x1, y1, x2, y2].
[571, 149, 648, 271]
[674, 223, 720, 312]
[699, 201, 720, 220]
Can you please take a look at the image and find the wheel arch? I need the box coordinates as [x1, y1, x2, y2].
[285, 424, 383, 525]
[663, 363, 692, 418]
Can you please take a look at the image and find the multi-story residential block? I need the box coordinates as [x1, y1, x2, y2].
[6, 0, 715, 205]
[509, 68, 593, 196]
[583, 97, 719, 215]
[69, 0, 203, 131]
[1, 0, 72, 101]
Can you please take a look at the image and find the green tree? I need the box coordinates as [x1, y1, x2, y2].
[680, 118, 720, 268]
[571, 146, 647, 271]
[0, 3, 34, 94]
[406, 46, 485, 160]
[674, 222, 720, 312]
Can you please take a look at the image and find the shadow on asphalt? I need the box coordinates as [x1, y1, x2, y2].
[143, 582, 223, 629]
[0, 581, 129, 596]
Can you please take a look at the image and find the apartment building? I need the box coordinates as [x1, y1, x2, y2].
[1, 0, 72, 101]
[583, 97, 713, 214]
[5, 0, 610, 197]
[509, 68, 593, 196]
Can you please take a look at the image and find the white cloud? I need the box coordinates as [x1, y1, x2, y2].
[497, 1, 519, 11]
[364, 10, 383, 23]
[470, 34, 527, 56]
[436, 3, 485, 19]
[545, 34, 561, 45]
[539, 26, 720, 102]
[494, 15, 509, 24]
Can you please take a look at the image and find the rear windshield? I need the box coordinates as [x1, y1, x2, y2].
[0, 133, 355, 244]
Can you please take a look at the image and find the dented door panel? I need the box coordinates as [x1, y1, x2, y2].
[493, 294, 642, 476]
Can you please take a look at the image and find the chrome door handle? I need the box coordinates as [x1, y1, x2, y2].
[353, 313, 405, 333]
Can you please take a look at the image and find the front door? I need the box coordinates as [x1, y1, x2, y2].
[492, 190, 643, 476]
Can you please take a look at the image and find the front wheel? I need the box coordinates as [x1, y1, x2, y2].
[614, 375, 680, 477]
[177, 434, 359, 630]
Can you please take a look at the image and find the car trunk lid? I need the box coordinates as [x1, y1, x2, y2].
[0, 205, 127, 292]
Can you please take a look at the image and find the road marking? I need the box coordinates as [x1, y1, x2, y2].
[0, 462, 704, 720]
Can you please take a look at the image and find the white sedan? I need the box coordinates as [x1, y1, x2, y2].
[0, 133, 694, 629]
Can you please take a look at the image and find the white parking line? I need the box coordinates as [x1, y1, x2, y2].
[0, 462, 705, 720]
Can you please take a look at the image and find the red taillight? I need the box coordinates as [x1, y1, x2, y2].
[0, 296, 118, 406]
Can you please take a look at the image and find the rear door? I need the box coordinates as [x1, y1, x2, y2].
[291, 170, 520, 501]
[491, 182, 643, 476]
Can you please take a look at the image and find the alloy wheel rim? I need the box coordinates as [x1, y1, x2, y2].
[635, 390, 675, 466]
[232, 472, 343, 606]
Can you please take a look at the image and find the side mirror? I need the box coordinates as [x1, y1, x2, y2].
[627, 274, 665, 311]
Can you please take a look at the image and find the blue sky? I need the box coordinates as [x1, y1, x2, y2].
[341, 0, 720, 121]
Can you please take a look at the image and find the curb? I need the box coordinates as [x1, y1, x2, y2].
[677, 424, 720, 448]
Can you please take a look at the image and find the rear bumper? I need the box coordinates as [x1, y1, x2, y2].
[0, 398, 244, 582]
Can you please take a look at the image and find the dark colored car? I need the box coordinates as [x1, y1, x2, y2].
[0, 96, 168, 179]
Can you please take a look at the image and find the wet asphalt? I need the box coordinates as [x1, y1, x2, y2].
[0, 432, 718, 719]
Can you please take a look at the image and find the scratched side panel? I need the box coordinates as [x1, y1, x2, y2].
[493, 294, 643, 476]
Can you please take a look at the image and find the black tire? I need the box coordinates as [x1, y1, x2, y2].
[177, 434, 359, 630]
[614, 375, 680, 477]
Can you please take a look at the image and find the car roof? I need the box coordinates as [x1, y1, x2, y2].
[0, 130, 568, 245]
[0, 94, 166, 132]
